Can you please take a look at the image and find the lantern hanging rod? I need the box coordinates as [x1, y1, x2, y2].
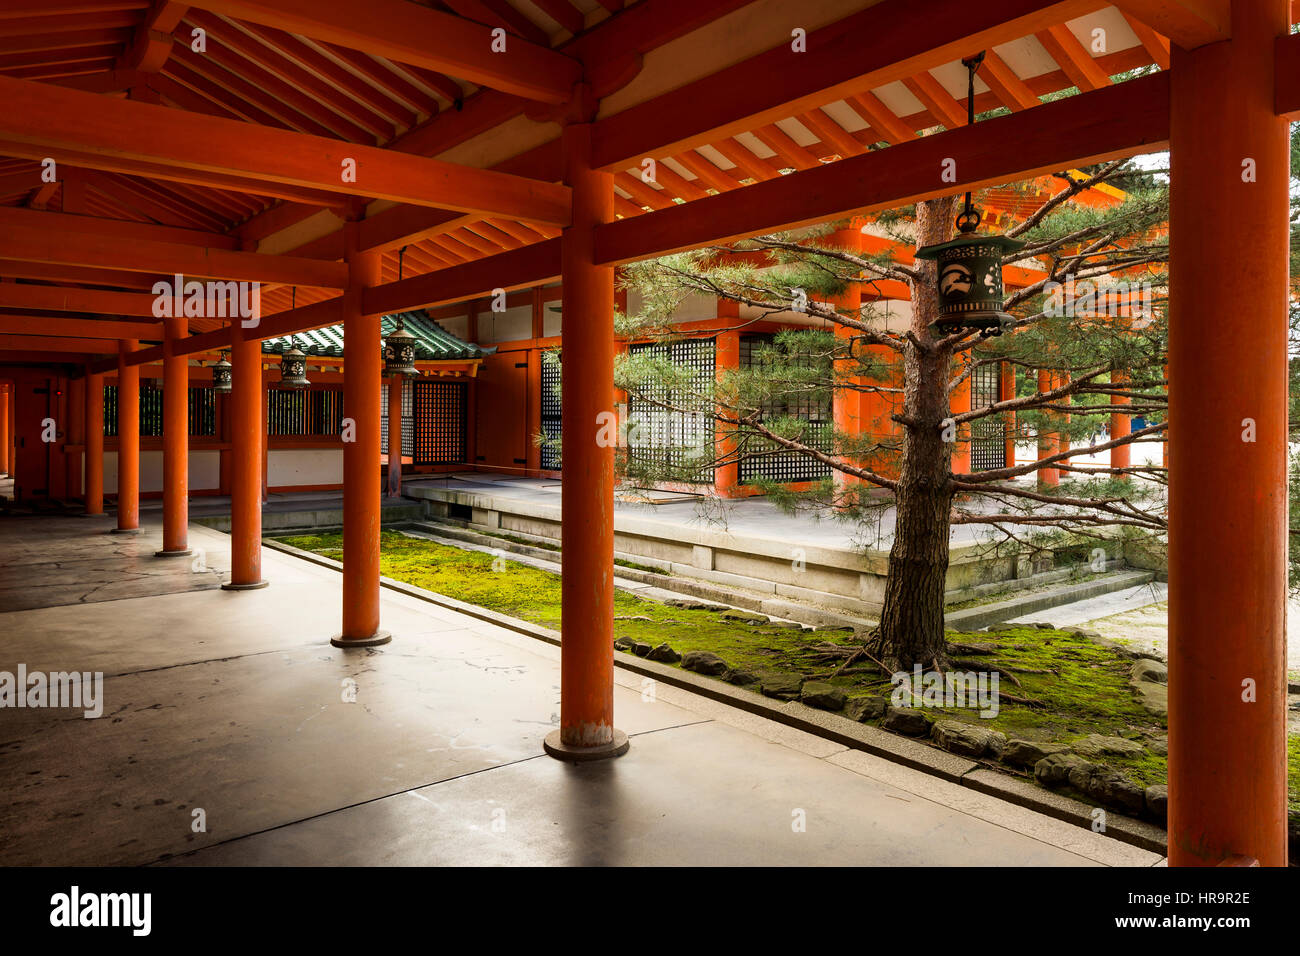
[960, 51, 986, 231]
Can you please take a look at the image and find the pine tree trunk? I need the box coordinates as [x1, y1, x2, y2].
[875, 197, 959, 670]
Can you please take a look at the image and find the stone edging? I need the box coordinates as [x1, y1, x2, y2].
[261, 536, 1169, 857]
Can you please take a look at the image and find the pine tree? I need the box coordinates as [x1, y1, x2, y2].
[611, 160, 1169, 670]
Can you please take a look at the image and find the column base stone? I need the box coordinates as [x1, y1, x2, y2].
[331, 631, 392, 648]
[543, 728, 630, 762]
[222, 579, 269, 591]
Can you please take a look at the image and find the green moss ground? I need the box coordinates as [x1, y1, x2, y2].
[278, 529, 1298, 823]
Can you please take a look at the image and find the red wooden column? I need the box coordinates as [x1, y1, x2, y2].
[386, 374, 402, 498]
[545, 119, 628, 760]
[84, 369, 104, 515]
[1167, 0, 1289, 867]
[949, 366, 972, 474]
[223, 325, 267, 589]
[713, 327, 740, 496]
[1109, 370, 1131, 475]
[113, 340, 140, 534]
[1035, 369, 1058, 488]
[1000, 361, 1017, 471]
[157, 314, 191, 556]
[333, 221, 389, 647]
[828, 226, 865, 492]
[0, 384, 9, 476]
[1054, 370, 1072, 475]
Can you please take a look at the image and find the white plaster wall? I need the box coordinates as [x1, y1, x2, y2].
[267, 448, 343, 487]
[102, 449, 221, 494]
[477, 305, 532, 343]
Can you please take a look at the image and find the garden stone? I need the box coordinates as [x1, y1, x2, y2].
[1132, 679, 1168, 717]
[1072, 733, 1147, 759]
[666, 599, 720, 611]
[1002, 739, 1071, 768]
[722, 609, 768, 624]
[844, 697, 888, 722]
[1131, 659, 1168, 684]
[882, 706, 933, 737]
[646, 643, 680, 663]
[1034, 752, 1095, 787]
[632, 642, 652, 657]
[681, 650, 729, 676]
[1145, 785, 1168, 820]
[1084, 770, 1147, 814]
[724, 668, 760, 686]
[759, 672, 804, 701]
[799, 682, 846, 711]
[930, 720, 1007, 758]
[613, 637, 633, 652]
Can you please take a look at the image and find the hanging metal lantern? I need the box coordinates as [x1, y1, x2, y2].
[915, 207, 1024, 336]
[913, 51, 1024, 338]
[383, 317, 420, 378]
[279, 336, 310, 389]
[211, 351, 232, 394]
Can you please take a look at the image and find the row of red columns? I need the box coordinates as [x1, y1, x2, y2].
[0, 383, 10, 478]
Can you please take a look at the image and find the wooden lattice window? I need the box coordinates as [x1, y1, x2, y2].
[267, 387, 343, 436]
[736, 334, 833, 485]
[413, 381, 466, 465]
[103, 384, 216, 437]
[625, 338, 716, 485]
[539, 354, 562, 472]
[381, 381, 415, 451]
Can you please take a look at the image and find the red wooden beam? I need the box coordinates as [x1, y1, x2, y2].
[0, 260, 161, 290]
[591, 0, 1103, 171]
[242, 296, 343, 343]
[0, 315, 161, 339]
[180, 0, 583, 104]
[1109, 0, 1231, 49]
[174, 326, 237, 356]
[0, 204, 239, 249]
[0, 75, 572, 224]
[594, 72, 1170, 265]
[0, 334, 122, 354]
[363, 238, 560, 316]
[1275, 30, 1300, 118]
[0, 282, 160, 317]
[0, 221, 350, 287]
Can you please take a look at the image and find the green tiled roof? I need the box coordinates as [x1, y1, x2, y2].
[261, 310, 487, 362]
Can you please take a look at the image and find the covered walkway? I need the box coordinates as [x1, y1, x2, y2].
[0, 515, 1155, 866]
[0, 0, 1291, 868]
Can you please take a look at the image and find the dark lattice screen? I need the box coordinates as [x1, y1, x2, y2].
[104, 385, 215, 437]
[539, 354, 562, 472]
[267, 388, 343, 436]
[380, 381, 415, 451]
[189, 387, 216, 436]
[969, 361, 1006, 472]
[626, 338, 715, 484]
[737, 334, 833, 484]
[413, 380, 466, 465]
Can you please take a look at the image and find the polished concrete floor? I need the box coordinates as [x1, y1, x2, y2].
[0, 513, 1161, 866]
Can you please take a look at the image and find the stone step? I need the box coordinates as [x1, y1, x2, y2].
[944, 569, 1158, 631]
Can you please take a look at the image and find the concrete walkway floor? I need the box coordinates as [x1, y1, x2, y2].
[0, 514, 1161, 866]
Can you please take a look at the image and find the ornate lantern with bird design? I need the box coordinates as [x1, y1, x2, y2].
[383, 317, 420, 378]
[279, 336, 310, 389]
[211, 350, 232, 394]
[913, 51, 1024, 337]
